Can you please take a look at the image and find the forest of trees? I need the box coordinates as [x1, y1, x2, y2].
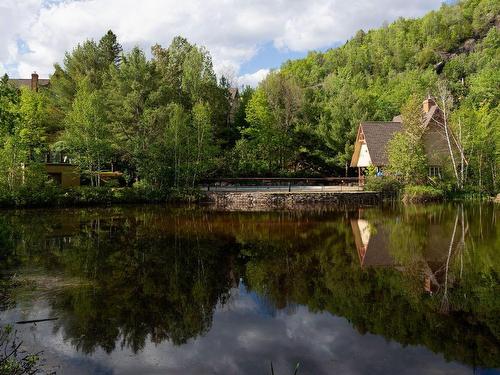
[0, 0, 498, 204]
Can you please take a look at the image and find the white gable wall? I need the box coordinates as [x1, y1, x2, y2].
[356, 219, 371, 247]
[357, 143, 372, 167]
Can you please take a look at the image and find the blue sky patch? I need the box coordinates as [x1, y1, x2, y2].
[16, 39, 32, 55]
[240, 41, 343, 75]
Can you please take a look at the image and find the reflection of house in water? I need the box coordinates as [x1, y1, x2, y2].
[350, 212, 465, 294]
[351, 219, 403, 270]
[44, 217, 81, 250]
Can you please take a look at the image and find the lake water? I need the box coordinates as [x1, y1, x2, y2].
[0, 203, 498, 374]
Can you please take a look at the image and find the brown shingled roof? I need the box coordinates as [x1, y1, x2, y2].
[361, 227, 397, 267]
[422, 104, 443, 129]
[361, 122, 403, 166]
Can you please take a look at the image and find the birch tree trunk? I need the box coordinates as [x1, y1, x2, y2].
[440, 209, 459, 314]
[437, 83, 460, 189]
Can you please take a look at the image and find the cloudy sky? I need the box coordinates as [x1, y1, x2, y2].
[0, 0, 443, 87]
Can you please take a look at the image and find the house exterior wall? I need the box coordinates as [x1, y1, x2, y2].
[45, 164, 80, 187]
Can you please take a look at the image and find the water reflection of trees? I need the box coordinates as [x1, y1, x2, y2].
[1, 208, 241, 353]
[0, 205, 498, 367]
[244, 204, 499, 368]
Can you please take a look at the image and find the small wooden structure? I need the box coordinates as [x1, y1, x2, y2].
[45, 163, 80, 187]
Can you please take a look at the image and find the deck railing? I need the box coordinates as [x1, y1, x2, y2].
[202, 177, 361, 192]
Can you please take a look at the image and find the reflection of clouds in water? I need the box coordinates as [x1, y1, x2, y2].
[2, 287, 472, 375]
[1, 300, 113, 375]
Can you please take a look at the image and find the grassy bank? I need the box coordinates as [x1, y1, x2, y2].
[401, 185, 444, 203]
[364, 176, 497, 203]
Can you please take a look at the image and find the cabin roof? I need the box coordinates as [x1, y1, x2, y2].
[361, 227, 396, 267]
[422, 104, 441, 129]
[359, 122, 402, 166]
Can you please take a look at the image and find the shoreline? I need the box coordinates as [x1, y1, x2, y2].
[0, 187, 496, 210]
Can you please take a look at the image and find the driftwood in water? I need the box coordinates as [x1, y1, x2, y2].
[16, 317, 58, 325]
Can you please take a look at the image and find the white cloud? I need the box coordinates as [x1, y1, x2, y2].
[238, 68, 270, 87]
[0, 0, 442, 79]
[0, 0, 41, 75]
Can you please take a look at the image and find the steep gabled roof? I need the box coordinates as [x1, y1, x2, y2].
[360, 122, 402, 166]
[422, 104, 441, 129]
[362, 227, 397, 267]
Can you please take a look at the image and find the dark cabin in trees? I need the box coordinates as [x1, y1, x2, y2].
[350, 97, 462, 182]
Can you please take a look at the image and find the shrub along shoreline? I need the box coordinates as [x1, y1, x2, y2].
[0, 186, 205, 209]
[364, 175, 496, 204]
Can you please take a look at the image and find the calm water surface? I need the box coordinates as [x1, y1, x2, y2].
[0, 203, 498, 374]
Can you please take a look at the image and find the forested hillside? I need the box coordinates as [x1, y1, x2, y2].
[0, 0, 498, 203]
[236, 0, 499, 191]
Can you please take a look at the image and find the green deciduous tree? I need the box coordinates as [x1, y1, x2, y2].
[235, 72, 302, 175]
[0, 75, 19, 138]
[387, 95, 428, 184]
[63, 81, 114, 186]
[17, 88, 49, 161]
[0, 79, 51, 197]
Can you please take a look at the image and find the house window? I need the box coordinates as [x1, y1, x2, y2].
[428, 166, 441, 178]
[45, 151, 71, 164]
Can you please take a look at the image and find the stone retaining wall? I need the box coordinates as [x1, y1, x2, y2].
[203, 191, 380, 210]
